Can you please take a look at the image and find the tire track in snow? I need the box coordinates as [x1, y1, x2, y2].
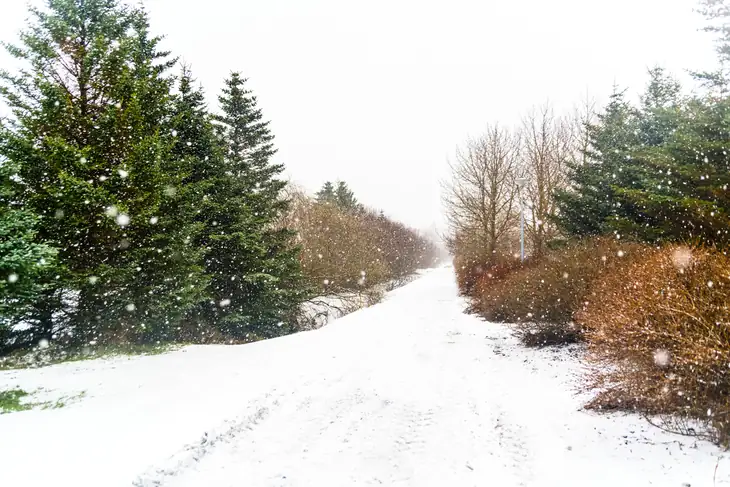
[132, 392, 283, 487]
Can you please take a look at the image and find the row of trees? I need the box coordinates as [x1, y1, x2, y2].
[282, 182, 439, 295]
[0, 0, 439, 355]
[555, 71, 730, 248]
[445, 58, 730, 262]
[443, 102, 581, 263]
[0, 0, 305, 351]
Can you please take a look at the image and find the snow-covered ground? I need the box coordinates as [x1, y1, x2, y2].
[0, 266, 726, 486]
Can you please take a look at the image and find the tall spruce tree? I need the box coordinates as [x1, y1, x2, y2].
[606, 68, 686, 241]
[554, 88, 640, 236]
[316, 181, 336, 204]
[555, 64, 730, 247]
[0, 0, 207, 345]
[610, 96, 730, 247]
[167, 66, 223, 336]
[316, 180, 360, 212]
[334, 181, 360, 211]
[206, 72, 306, 339]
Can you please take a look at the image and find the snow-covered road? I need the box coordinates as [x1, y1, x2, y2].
[0, 266, 726, 486]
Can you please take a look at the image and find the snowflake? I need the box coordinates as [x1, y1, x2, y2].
[116, 214, 130, 226]
[653, 349, 671, 368]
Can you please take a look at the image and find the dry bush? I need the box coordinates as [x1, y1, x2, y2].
[449, 227, 521, 296]
[474, 238, 649, 346]
[296, 201, 391, 292]
[282, 185, 438, 295]
[453, 254, 483, 296]
[361, 209, 439, 283]
[577, 245, 730, 445]
[453, 252, 521, 298]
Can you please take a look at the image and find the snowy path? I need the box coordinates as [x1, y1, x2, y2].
[0, 266, 726, 486]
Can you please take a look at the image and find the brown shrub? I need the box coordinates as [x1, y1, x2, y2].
[578, 245, 730, 445]
[454, 255, 484, 296]
[475, 238, 648, 326]
[454, 252, 524, 298]
[280, 186, 438, 294]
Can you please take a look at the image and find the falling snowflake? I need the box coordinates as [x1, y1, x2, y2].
[105, 206, 119, 217]
[88, 276, 99, 285]
[671, 247, 692, 271]
[653, 349, 671, 367]
[38, 339, 50, 349]
[149, 216, 159, 224]
[116, 214, 130, 226]
[219, 299, 231, 307]
[118, 169, 129, 178]
[7, 273, 18, 283]
[125, 303, 136, 312]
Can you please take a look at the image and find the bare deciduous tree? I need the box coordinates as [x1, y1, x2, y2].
[443, 125, 520, 262]
[519, 104, 573, 257]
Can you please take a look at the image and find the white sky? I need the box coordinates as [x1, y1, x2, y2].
[0, 0, 720, 232]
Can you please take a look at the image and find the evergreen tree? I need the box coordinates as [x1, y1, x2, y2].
[0, 0, 207, 345]
[206, 72, 306, 339]
[554, 88, 640, 236]
[170, 66, 220, 195]
[556, 65, 730, 248]
[316, 181, 336, 204]
[611, 96, 730, 246]
[606, 68, 685, 240]
[0, 156, 58, 350]
[167, 66, 224, 336]
[334, 181, 360, 211]
[637, 67, 682, 146]
[316, 180, 360, 212]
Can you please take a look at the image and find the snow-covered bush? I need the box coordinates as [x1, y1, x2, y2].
[578, 245, 730, 446]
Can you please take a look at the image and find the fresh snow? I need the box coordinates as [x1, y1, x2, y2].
[0, 266, 726, 486]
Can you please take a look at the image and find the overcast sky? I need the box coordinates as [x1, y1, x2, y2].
[0, 0, 720, 232]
